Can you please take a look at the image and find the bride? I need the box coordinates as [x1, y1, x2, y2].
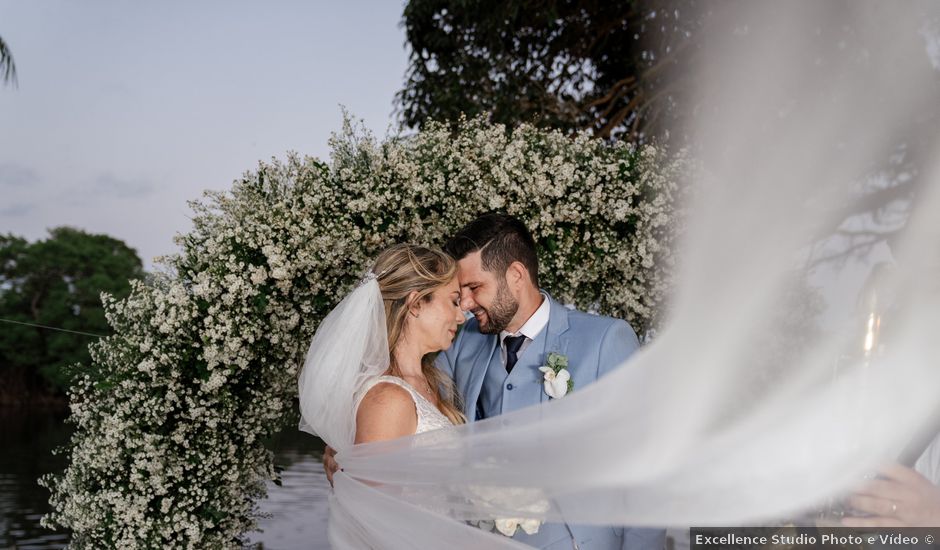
[298, 243, 465, 453]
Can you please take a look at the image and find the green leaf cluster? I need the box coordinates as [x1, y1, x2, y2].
[0, 227, 144, 398]
[397, 0, 700, 142]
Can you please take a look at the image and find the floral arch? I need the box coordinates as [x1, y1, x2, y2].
[41, 117, 684, 548]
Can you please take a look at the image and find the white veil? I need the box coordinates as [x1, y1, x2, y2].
[298, 274, 389, 451]
[312, 2, 940, 548]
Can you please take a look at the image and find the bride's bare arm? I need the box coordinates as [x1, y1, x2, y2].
[354, 383, 418, 444]
[323, 384, 417, 486]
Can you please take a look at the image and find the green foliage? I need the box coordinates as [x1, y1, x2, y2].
[0, 227, 144, 396]
[397, 0, 699, 141]
[545, 351, 568, 371]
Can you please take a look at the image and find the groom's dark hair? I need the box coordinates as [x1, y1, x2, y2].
[444, 212, 539, 286]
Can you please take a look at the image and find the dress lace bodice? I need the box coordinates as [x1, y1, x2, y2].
[359, 376, 453, 434]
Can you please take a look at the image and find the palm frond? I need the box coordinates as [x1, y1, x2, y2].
[0, 35, 19, 87]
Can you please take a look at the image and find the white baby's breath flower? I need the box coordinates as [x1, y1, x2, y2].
[204, 370, 226, 392]
[249, 266, 268, 285]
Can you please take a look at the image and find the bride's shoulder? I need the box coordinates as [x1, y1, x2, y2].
[360, 379, 414, 408]
[355, 379, 418, 443]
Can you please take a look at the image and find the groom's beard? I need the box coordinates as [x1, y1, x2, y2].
[475, 279, 518, 334]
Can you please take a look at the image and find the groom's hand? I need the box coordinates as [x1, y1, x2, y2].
[322, 446, 340, 487]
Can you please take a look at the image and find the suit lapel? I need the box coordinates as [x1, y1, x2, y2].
[463, 335, 499, 420]
[538, 294, 571, 404]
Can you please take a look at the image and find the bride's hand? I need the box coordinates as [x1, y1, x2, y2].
[842, 463, 940, 527]
[322, 446, 340, 487]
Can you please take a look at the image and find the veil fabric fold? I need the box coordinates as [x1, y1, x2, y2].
[298, 275, 389, 451]
[299, 3, 940, 547]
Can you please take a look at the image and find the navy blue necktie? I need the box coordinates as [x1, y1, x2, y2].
[504, 335, 527, 373]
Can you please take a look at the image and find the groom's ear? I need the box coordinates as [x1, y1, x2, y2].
[505, 261, 529, 290]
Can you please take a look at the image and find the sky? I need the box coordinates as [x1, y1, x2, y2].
[0, 1, 409, 269]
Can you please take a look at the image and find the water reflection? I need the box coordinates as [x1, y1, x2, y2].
[0, 409, 332, 550]
[249, 430, 331, 549]
[0, 409, 72, 550]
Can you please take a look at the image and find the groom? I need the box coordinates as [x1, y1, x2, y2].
[437, 212, 664, 550]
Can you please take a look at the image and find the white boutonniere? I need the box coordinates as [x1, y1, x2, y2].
[539, 352, 573, 399]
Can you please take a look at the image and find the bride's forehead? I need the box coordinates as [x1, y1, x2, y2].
[440, 278, 460, 292]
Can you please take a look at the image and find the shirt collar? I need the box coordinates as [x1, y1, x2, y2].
[500, 292, 550, 343]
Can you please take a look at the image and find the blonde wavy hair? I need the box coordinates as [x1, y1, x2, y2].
[373, 244, 466, 425]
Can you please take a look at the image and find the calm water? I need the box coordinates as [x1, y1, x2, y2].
[0, 409, 332, 549]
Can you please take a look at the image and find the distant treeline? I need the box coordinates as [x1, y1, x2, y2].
[0, 227, 144, 406]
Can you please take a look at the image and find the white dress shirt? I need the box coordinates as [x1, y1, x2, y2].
[498, 293, 550, 367]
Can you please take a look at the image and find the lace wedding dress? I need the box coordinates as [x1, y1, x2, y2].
[357, 375, 453, 434]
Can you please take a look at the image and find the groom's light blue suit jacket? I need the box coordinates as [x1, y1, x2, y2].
[435, 293, 665, 550]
